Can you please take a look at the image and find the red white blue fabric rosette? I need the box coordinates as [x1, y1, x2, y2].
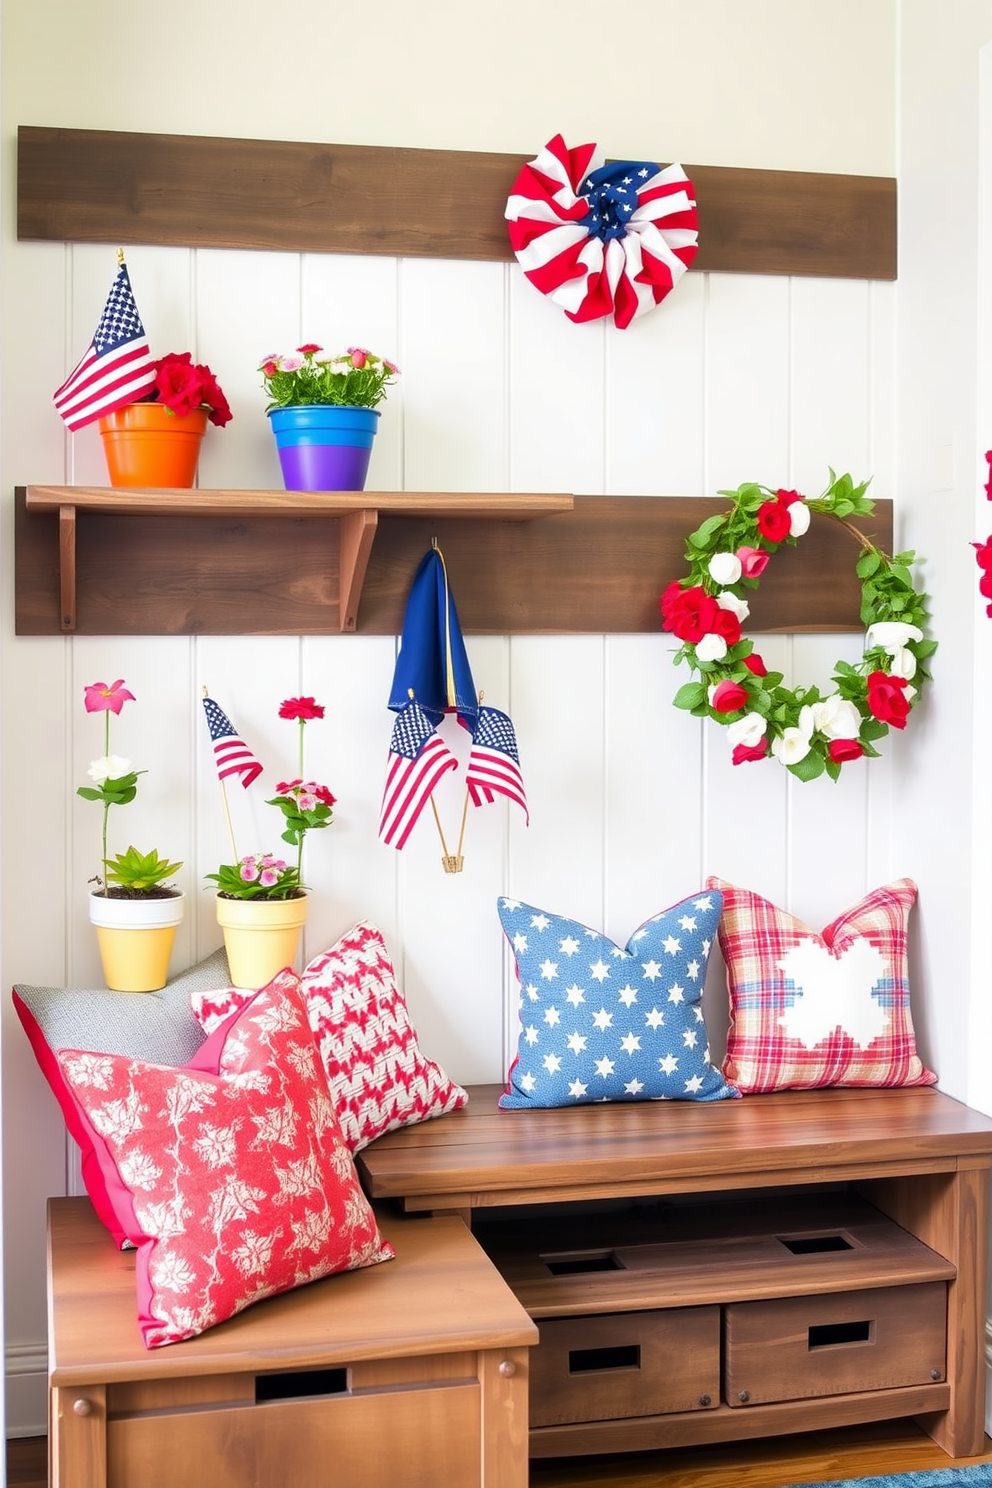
[505, 134, 699, 329]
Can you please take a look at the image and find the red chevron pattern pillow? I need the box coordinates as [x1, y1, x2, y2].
[59, 969, 394, 1348]
[192, 922, 467, 1152]
[707, 876, 936, 1093]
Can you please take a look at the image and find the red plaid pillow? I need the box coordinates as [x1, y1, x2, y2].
[192, 921, 467, 1152]
[59, 969, 394, 1348]
[707, 877, 936, 1093]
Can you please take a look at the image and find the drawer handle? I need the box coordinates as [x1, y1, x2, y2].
[73, 1398, 93, 1417]
[569, 1345, 640, 1375]
[255, 1367, 349, 1403]
[808, 1320, 872, 1349]
[499, 1360, 517, 1378]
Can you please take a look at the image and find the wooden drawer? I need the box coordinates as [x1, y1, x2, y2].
[530, 1306, 720, 1428]
[107, 1380, 483, 1488]
[724, 1281, 946, 1407]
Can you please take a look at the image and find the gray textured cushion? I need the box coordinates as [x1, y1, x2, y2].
[13, 946, 230, 1065]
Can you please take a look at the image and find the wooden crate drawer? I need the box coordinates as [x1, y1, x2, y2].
[724, 1282, 946, 1407]
[530, 1306, 720, 1428]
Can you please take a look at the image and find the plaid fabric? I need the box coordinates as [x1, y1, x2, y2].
[708, 877, 936, 1094]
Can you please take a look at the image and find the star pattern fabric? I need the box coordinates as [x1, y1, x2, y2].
[498, 893, 737, 1109]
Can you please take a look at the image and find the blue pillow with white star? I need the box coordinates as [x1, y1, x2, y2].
[497, 893, 738, 1109]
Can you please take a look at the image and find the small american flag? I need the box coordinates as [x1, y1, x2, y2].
[202, 696, 263, 788]
[379, 698, 458, 849]
[53, 261, 157, 431]
[466, 705, 529, 823]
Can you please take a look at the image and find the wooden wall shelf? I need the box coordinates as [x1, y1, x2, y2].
[17, 126, 897, 281]
[15, 487, 892, 638]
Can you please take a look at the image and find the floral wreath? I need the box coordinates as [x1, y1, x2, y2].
[661, 472, 936, 781]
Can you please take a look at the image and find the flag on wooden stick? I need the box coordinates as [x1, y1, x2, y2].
[201, 696, 263, 788]
[466, 705, 529, 823]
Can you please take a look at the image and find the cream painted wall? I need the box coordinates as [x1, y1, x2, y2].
[3, 0, 895, 172]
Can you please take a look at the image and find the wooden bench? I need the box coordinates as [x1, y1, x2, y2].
[357, 1082, 992, 1465]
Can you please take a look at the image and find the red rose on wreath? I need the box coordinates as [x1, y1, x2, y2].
[828, 738, 866, 764]
[743, 652, 767, 677]
[711, 680, 749, 713]
[731, 739, 769, 765]
[660, 583, 718, 644]
[757, 500, 792, 543]
[710, 608, 742, 647]
[866, 670, 911, 729]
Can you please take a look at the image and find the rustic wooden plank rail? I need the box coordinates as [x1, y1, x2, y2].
[14, 490, 892, 637]
[16, 126, 897, 280]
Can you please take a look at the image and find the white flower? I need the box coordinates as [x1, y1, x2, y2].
[695, 633, 728, 662]
[865, 621, 923, 653]
[716, 591, 750, 622]
[797, 704, 817, 738]
[810, 695, 862, 740]
[726, 712, 767, 748]
[887, 646, 917, 679]
[708, 551, 742, 585]
[788, 501, 811, 536]
[772, 727, 813, 765]
[87, 754, 133, 783]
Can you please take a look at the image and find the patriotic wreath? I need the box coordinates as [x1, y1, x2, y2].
[505, 134, 699, 329]
[661, 472, 936, 782]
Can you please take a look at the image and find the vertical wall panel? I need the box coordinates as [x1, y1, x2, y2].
[508, 272, 607, 493]
[791, 278, 872, 493]
[605, 275, 707, 497]
[705, 274, 791, 493]
[400, 258, 507, 492]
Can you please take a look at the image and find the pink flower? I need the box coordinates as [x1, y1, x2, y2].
[84, 679, 135, 715]
[297, 343, 322, 356]
[736, 546, 770, 578]
[348, 347, 368, 369]
[383, 358, 399, 374]
[278, 353, 304, 373]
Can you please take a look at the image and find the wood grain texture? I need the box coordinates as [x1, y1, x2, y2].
[357, 1084, 992, 1206]
[17, 127, 897, 280]
[15, 490, 893, 637]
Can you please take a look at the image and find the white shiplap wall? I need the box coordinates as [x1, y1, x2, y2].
[0, 241, 900, 1430]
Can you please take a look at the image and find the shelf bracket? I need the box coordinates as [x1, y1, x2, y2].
[338, 508, 379, 632]
[58, 504, 77, 632]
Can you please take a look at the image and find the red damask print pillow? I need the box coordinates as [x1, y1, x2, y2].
[59, 968, 394, 1348]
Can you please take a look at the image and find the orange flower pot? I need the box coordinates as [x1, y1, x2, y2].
[98, 404, 208, 488]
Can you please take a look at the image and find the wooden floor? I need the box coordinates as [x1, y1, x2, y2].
[9, 1422, 992, 1488]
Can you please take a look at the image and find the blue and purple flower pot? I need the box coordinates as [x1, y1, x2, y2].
[268, 405, 380, 492]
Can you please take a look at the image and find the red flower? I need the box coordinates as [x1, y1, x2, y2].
[866, 670, 911, 729]
[732, 739, 769, 765]
[84, 679, 135, 714]
[973, 537, 992, 572]
[710, 608, 742, 647]
[278, 696, 326, 721]
[757, 500, 792, 543]
[742, 652, 767, 677]
[712, 680, 749, 713]
[197, 366, 233, 427]
[297, 343, 322, 356]
[775, 488, 804, 506]
[154, 353, 202, 418]
[660, 583, 718, 643]
[828, 738, 865, 763]
[737, 545, 769, 578]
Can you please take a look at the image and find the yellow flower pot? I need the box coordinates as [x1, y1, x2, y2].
[215, 893, 308, 989]
[89, 891, 185, 993]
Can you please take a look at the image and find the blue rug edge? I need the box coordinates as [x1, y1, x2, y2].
[785, 1468, 992, 1488]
